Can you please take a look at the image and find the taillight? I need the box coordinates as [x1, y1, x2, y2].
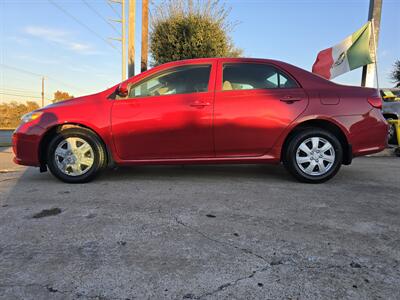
[367, 97, 382, 109]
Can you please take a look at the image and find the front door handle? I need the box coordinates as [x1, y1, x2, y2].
[280, 96, 302, 103]
[190, 101, 211, 108]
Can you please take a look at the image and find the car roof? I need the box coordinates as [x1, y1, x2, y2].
[119, 57, 339, 90]
[166, 57, 282, 64]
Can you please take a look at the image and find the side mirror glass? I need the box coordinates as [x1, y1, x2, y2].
[117, 82, 129, 97]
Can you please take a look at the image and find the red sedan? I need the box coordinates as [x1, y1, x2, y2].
[12, 58, 388, 183]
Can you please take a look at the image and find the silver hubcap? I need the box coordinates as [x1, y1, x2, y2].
[296, 137, 335, 176]
[54, 137, 94, 176]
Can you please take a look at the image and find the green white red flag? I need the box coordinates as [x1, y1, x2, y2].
[312, 21, 375, 80]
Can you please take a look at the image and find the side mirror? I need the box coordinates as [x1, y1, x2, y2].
[117, 82, 129, 97]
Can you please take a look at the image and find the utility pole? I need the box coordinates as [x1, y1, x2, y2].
[121, 0, 126, 80]
[361, 0, 382, 87]
[41, 77, 45, 107]
[109, 0, 126, 81]
[128, 0, 135, 78]
[141, 0, 149, 73]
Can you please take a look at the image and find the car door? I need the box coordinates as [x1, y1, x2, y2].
[111, 62, 216, 160]
[214, 60, 308, 157]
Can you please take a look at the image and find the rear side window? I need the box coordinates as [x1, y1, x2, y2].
[129, 65, 211, 98]
[222, 63, 298, 91]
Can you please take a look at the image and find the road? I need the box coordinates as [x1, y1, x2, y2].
[0, 147, 399, 299]
[0, 130, 13, 146]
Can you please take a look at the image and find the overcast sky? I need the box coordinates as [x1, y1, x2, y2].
[1, 0, 399, 106]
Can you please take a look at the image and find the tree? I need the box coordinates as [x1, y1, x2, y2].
[390, 60, 400, 88]
[149, 0, 241, 66]
[52, 90, 74, 103]
[0, 101, 40, 128]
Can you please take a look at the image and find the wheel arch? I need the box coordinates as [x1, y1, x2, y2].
[281, 118, 352, 165]
[38, 123, 113, 169]
[382, 113, 399, 120]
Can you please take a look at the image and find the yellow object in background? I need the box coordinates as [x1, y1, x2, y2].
[382, 90, 400, 101]
[387, 119, 400, 150]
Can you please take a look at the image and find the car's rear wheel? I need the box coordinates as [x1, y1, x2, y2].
[47, 128, 106, 183]
[283, 128, 343, 183]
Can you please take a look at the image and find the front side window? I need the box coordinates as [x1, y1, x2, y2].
[222, 63, 298, 91]
[128, 65, 211, 98]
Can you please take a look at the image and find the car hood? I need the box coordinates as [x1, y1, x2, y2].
[43, 95, 89, 109]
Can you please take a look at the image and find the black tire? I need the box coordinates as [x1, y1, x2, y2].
[283, 128, 343, 183]
[387, 119, 398, 145]
[46, 128, 106, 183]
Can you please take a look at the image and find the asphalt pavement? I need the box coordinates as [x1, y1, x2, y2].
[0, 147, 399, 299]
[0, 130, 13, 146]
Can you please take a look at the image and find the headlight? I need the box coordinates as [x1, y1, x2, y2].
[21, 111, 43, 124]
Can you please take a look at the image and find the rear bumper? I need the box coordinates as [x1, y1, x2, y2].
[353, 144, 387, 157]
[12, 124, 44, 167]
[336, 109, 388, 158]
[352, 115, 388, 157]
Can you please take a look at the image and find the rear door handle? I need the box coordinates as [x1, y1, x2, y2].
[190, 101, 211, 108]
[280, 96, 302, 103]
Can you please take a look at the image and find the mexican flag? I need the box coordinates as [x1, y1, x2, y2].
[312, 21, 375, 80]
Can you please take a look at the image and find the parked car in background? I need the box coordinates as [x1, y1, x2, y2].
[381, 88, 400, 144]
[12, 58, 388, 183]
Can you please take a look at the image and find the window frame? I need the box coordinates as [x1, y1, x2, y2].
[220, 62, 300, 92]
[124, 64, 213, 99]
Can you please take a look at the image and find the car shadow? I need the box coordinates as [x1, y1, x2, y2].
[96, 163, 293, 183]
[4, 163, 294, 185]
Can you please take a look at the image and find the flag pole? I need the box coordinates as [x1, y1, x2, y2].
[370, 19, 380, 91]
[361, 0, 382, 87]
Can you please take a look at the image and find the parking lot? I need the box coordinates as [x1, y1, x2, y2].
[0, 147, 399, 299]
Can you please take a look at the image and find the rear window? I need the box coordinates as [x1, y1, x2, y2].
[222, 63, 298, 91]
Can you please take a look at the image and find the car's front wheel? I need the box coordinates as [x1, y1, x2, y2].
[47, 128, 106, 183]
[283, 128, 343, 183]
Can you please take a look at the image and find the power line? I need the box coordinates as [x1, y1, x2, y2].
[107, 0, 122, 18]
[81, 0, 121, 35]
[0, 63, 42, 77]
[0, 88, 52, 97]
[1, 87, 41, 94]
[107, 0, 126, 81]
[46, 77, 86, 94]
[0, 63, 87, 93]
[48, 0, 121, 53]
[0, 92, 43, 99]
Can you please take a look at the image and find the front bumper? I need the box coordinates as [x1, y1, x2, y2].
[12, 124, 44, 167]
